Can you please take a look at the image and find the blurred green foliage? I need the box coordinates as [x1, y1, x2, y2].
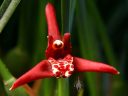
[0, 0, 128, 96]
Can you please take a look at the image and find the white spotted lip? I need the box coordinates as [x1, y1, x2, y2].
[48, 54, 74, 78]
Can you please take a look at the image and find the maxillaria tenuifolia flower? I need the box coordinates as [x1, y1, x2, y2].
[10, 3, 119, 90]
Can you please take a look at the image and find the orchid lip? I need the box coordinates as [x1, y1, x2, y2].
[48, 55, 74, 78]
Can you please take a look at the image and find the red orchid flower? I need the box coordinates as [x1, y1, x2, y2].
[10, 3, 119, 90]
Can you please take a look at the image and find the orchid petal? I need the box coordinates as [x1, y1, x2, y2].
[10, 60, 54, 90]
[63, 33, 71, 43]
[74, 57, 119, 74]
[63, 33, 71, 47]
[62, 33, 72, 54]
[45, 3, 61, 40]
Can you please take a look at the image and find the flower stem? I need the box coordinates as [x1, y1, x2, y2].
[0, 0, 21, 33]
[0, 0, 11, 18]
[57, 1, 71, 96]
[0, 59, 12, 81]
[58, 78, 69, 96]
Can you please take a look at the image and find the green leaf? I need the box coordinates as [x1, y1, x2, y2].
[76, 0, 102, 96]
[0, 59, 28, 96]
[86, 0, 118, 67]
[0, 0, 21, 33]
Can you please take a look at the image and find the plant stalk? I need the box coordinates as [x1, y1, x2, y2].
[0, 0, 21, 33]
[58, 78, 69, 96]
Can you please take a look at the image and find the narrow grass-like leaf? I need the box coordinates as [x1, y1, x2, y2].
[0, 0, 11, 18]
[0, 79, 7, 96]
[76, 0, 103, 96]
[68, 0, 76, 32]
[0, 0, 21, 33]
[86, 0, 118, 67]
[86, 0, 120, 96]
[0, 59, 28, 96]
[108, 2, 127, 33]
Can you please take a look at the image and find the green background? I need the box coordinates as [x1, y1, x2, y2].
[0, 0, 127, 96]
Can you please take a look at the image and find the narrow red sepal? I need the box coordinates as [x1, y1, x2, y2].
[10, 60, 54, 90]
[74, 57, 119, 74]
[45, 3, 61, 40]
